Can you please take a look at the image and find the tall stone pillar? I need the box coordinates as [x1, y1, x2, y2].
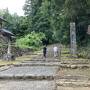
[70, 22, 77, 57]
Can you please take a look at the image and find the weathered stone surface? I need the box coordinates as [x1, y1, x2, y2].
[19, 61, 61, 66]
[87, 25, 90, 35]
[60, 64, 90, 69]
[3, 53, 15, 61]
[70, 22, 77, 57]
[57, 76, 88, 82]
[61, 60, 89, 64]
[56, 79, 90, 87]
[0, 80, 55, 90]
[0, 66, 58, 80]
[70, 65, 77, 69]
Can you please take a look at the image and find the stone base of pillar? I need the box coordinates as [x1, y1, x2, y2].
[70, 55, 77, 58]
[3, 53, 15, 61]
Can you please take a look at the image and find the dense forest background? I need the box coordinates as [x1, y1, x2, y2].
[0, 0, 90, 49]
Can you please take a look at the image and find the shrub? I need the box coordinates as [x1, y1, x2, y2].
[77, 47, 90, 59]
[15, 32, 45, 49]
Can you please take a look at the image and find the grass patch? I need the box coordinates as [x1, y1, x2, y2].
[0, 55, 32, 66]
[0, 50, 42, 66]
[61, 47, 90, 61]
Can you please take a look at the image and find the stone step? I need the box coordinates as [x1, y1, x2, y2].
[60, 59, 89, 63]
[60, 64, 90, 68]
[14, 63, 90, 68]
[24, 59, 60, 62]
[0, 75, 55, 80]
[19, 61, 61, 66]
[56, 80, 90, 87]
[0, 80, 55, 90]
[55, 75, 89, 81]
[56, 75, 90, 87]
[0, 66, 59, 80]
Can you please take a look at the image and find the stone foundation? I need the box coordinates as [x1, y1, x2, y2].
[3, 53, 15, 61]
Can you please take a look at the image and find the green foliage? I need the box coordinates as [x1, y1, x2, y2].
[16, 32, 45, 49]
[0, 0, 90, 48]
[0, 9, 29, 37]
[77, 46, 90, 59]
[63, 0, 90, 45]
[23, 0, 80, 44]
[23, 0, 55, 43]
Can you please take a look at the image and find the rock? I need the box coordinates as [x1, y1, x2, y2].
[71, 65, 77, 69]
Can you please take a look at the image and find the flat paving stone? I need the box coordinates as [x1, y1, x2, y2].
[0, 80, 55, 90]
[0, 66, 58, 79]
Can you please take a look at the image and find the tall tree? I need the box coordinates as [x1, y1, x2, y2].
[23, 0, 54, 43]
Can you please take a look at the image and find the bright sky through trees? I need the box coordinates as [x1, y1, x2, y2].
[0, 0, 25, 16]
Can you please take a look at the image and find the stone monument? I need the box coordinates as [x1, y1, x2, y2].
[87, 25, 90, 35]
[70, 22, 77, 57]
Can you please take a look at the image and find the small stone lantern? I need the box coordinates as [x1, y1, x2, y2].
[0, 29, 15, 60]
[0, 17, 15, 60]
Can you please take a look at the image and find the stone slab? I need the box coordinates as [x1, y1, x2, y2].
[56, 80, 90, 87]
[19, 61, 61, 66]
[0, 66, 58, 79]
[0, 80, 55, 90]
